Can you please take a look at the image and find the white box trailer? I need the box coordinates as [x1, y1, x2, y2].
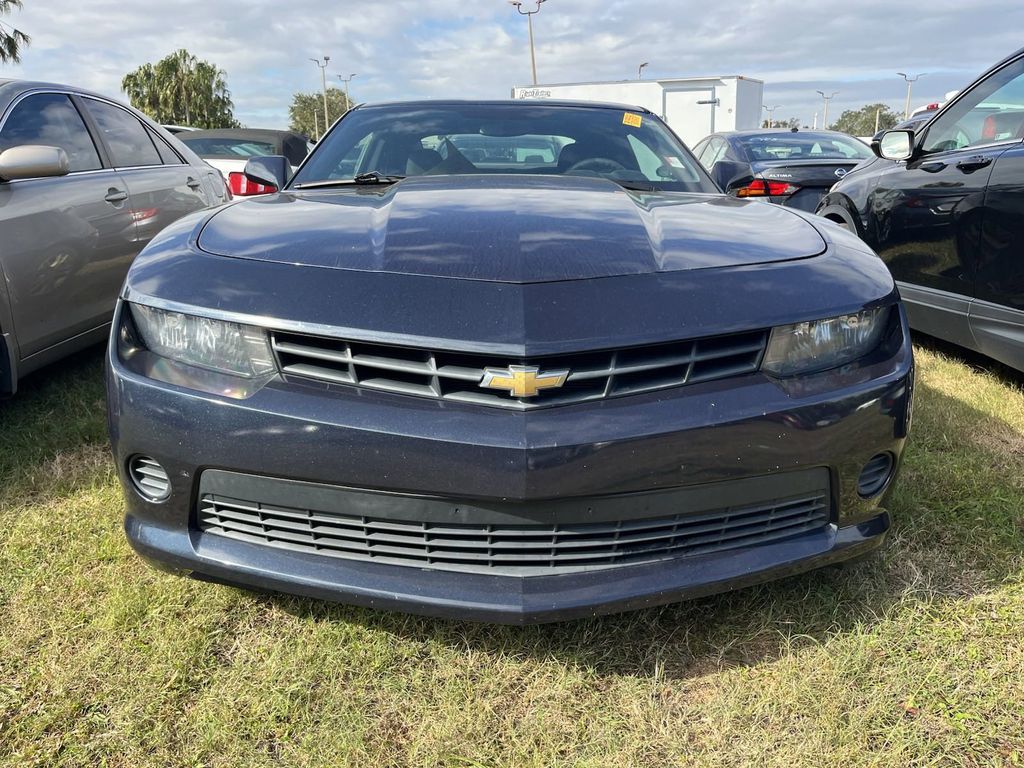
[511, 76, 764, 148]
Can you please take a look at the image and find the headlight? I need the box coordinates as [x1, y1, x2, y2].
[130, 303, 274, 378]
[762, 307, 888, 377]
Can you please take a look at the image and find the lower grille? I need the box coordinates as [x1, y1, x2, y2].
[198, 489, 830, 575]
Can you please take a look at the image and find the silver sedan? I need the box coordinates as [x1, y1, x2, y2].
[0, 79, 228, 394]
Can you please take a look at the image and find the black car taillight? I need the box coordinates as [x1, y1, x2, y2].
[735, 179, 800, 198]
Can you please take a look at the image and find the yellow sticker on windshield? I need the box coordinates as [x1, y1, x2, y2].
[622, 112, 643, 128]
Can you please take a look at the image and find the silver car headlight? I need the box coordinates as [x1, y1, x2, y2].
[130, 303, 275, 378]
[762, 307, 888, 377]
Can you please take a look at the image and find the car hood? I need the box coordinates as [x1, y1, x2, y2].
[196, 175, 827, 283]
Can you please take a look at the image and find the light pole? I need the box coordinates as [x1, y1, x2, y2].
[816, 90, 838, 128]
[509, 0, 546, 86]
[897, 72, 925, 120]
[337, 73, 357, 112]
[762, 103, 782, 127]
[310, 56, 331, 134]
[638, 62, 648, 80]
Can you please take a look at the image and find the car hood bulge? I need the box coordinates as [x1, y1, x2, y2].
[197, 175, 827, 283]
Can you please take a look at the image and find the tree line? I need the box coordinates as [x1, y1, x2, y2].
[763, 103, 902, 135]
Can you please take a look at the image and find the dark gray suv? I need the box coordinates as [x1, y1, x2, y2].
[0, 80, 227, 394]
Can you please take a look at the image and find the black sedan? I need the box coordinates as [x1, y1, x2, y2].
[107, 100, 913, 624]
[692, 129, 874, 212]
[818, 46, 1024, 372]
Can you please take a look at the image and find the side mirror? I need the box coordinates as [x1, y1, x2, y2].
[875, 130, 915, 161]
[710, 159, 749, 192]
[725, 172, 756, 195]
[0, 145, 70, 181]
[243, 155, 289, 191]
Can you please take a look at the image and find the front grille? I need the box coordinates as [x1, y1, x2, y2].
[271, 329, 768, 409]
[198, 490, 830, 575]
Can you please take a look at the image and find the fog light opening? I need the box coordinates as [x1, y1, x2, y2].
[129, 455, 171, 502]
[857, 453, 894, 498]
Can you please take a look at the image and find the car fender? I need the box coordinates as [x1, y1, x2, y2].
[816, 192, 864, 238]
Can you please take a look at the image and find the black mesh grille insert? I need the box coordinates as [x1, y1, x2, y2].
[198, 489, 830, 575]
[857, 453, 894, 497]
[271, 329, 768, 409]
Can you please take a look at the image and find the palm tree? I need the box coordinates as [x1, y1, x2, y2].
[122, 50, 239, 128]
[0, 0, 30, 64]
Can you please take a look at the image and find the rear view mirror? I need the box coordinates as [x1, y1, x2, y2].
[0, 145, 70, 181]
[243, 155, 289, 191]
[876, 130, 914, 161]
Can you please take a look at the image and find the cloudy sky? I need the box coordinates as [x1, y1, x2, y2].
[2, 0, 1023, 131]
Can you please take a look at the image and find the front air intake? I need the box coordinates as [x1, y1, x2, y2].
[857, 453, 894, 498]
[128, 456, 171, 502]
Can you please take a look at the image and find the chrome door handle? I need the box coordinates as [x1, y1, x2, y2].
[104, 188, 128, 204]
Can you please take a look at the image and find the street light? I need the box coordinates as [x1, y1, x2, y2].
[816, 90, 839, 128]
[310, 55, 331, 138]
[897, 72, 925, 120]
[337, 73, 357, 112]
[509, 0, 546, 86]
[762, 103, 783, 127]
[638, 62, 649, 80]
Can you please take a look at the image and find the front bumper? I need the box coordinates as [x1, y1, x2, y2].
[108, 301, 913, 623]
[127, 504, 890, 624]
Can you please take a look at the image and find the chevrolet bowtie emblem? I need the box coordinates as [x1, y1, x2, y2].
[480, 365, 569, 398]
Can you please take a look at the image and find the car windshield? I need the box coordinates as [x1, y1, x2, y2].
[291, 102, 717, 193]
[181, 137, 277, 157]
[736, 133, 873, 161]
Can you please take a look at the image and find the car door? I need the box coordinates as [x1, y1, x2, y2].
[80, 97, 211, 254]
[0, 91, 135, 359]
[962, 56, 1024, 369]
[867, 60, 1024, 347]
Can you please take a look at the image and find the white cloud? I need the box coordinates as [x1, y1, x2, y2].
[1, 0, 1021, 130]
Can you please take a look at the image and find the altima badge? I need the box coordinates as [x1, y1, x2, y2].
[480, 365, 569, 398]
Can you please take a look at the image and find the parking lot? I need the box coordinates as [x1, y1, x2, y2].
[2, 340, 1021, 766]
[5, 1, 1024, 764]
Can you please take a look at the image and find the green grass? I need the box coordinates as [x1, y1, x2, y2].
[1, 343, 1022, 767]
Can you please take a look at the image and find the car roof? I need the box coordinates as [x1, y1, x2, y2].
[180, 128, 311, 165]
[0, 78, 125, 102]
[180, 128, 307, 141]
[718, 129, 851, 138]
[358, 99, 658, 114]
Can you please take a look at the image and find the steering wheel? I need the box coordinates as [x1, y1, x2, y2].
[567, 157, 627, 175]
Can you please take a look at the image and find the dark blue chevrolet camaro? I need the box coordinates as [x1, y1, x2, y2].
[107, 100, 914, 624]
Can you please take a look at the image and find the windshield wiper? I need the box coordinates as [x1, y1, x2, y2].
[293, 172, 406, 189]
[614, 180, 660, 192]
